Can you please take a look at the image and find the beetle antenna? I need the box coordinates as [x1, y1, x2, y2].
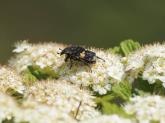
[96, 56, 105, 62]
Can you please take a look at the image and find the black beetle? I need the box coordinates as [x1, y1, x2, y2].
[58, 45, 105, 68]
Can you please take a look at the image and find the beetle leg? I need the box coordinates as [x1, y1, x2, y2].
[88, 65, 92, 73]
[69, 59, 73, 69]
[83, 61, 92, 72]
[64, 55, 70, 62]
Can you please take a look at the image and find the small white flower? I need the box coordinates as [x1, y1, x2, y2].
[124, 95, 165, 123]
[80, 114, 134, 123]
[0, 93, 18, 122]
[143, 57, 165, 86]
[13, 40, 31, 53]
[15, 100, 77, 123]
[25, 80, 99, 120]
[0, 66, 25, 94]
[0, 92, 77, 123]
[10, 42, 65, 73]
[125, 44, 165, 87]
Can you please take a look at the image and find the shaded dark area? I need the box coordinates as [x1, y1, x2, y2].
[0, 1, 165, 63]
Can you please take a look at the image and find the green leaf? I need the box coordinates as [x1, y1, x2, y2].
[95, 94, 115, 104]
[102, 102, 129, 117]
[153, 80, 165, 95]
[108, 46, 121, 54]
[120, 39, 141, 56]
[2, 118, 29, 123]
[112, 81, 132, 101]
[150, 120, 160, 123]
[2, 118, 15, 123]
[109, 39, 141, 56]
[132, 77, 155, 96]
[132, 77, 165, 96]
[6, 88, 24, 103]
[27, 65, 59, 80]
[22, 69, 37, 85]
[95, 81, 132, 117]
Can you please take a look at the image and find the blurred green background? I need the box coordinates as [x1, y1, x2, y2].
[0, 1, 165, 63]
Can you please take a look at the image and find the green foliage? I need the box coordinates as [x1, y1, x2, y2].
[109, 46, 121, 54]
[132, 77, 165, 96]
[2, 118, 15, 123]
[101, 102, 128, 116]
[153, 81, 165, 95]
[21, 65, 60, 84]
[112, 81, 132, 101]
[6, 88, 24, 103]
[96, 98, 130, 117]
[120, 39, 141, 56]
[95, 81, 132, 117]
[27, 65, 59, 80]
[150, 120, 160, 123]
[2, 118, 28, 123]
[109, 39, 141, 56]
[132, 77, 155, 96]
[22, 69, 37, 85]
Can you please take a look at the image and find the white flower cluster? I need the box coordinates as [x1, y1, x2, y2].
[80, 115, 134, 123]
[0, 92, 76, 123]
[9, 41, 125, 95]
[125, 44, 165, 87]
[143, 57, 165, 86]
[1, 91, 135, 123]
[0, 66, 25, 94]
[0, 92, 17, 122]
[124, 95, 165, 123]
[66, 49, 125, 95]
[9, 40, 66, 72]
[2, 41, 165, 123]
[16, 99, 77, 123]
[25, 80, 100, 120]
